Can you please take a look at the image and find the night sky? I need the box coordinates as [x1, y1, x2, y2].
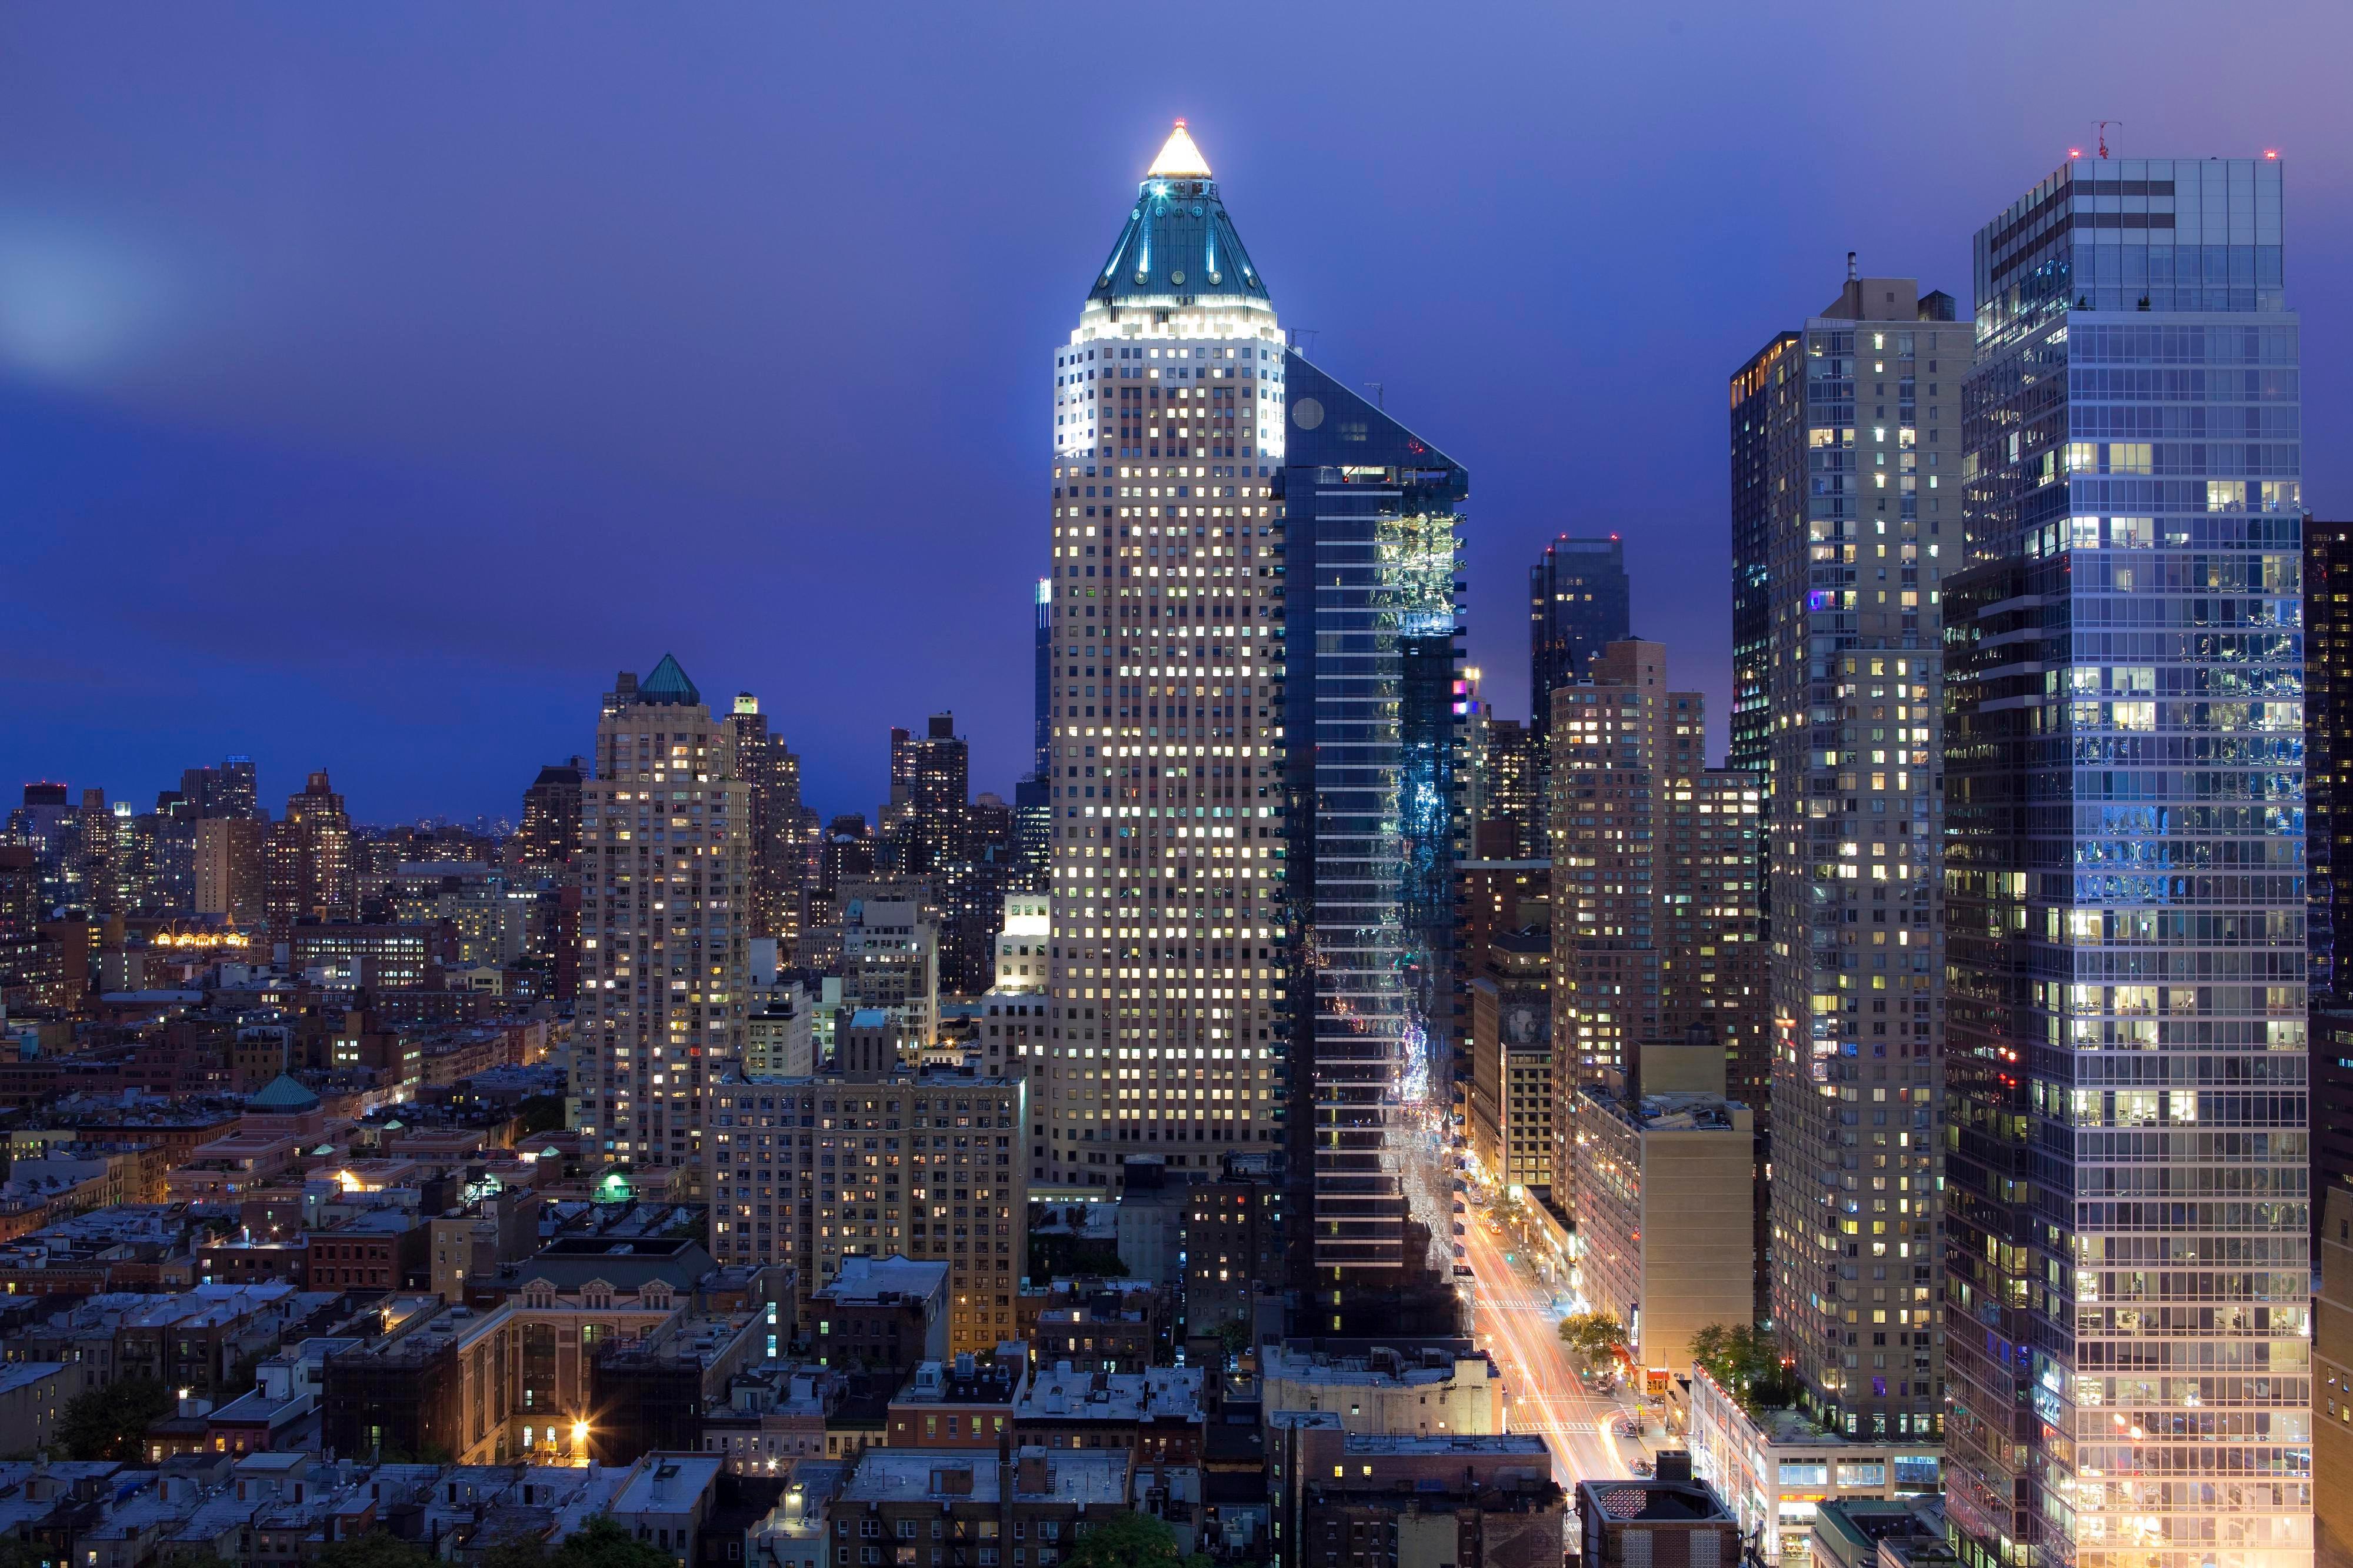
[4, 3, 2346, 825]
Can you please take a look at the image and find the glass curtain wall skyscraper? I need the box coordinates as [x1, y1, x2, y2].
[1040, 123, 1288, 1192]
[1277, 358, 1465, 1322]
[1529, 535, 1631, 751]
[1942, 157, 2310, 1568]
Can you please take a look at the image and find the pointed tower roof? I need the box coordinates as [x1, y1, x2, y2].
[248, 1073, 321, 1112]
[1145, 121, 1212, 179]
[638, 653, 701, 707]
[1086, 121, 1269, 311]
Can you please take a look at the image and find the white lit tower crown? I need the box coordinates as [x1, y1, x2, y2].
[1038, 122, 1289, 1193]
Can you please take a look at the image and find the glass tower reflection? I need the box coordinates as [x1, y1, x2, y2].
[1941, 158, 2311, 1568]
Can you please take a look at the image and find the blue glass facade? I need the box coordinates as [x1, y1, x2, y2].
[1942, 159, 2310, 1568]
[1279, 355, 1465, 1302]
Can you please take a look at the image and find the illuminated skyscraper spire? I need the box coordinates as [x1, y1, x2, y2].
[1039, 124, 1286, 1192]
[1145, 119, 1212, 179]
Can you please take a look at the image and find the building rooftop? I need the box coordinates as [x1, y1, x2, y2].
[609, 1453, 725, 1516]
[1578, 1478, 1735, 1524]
[815, 1255, 947, 1307]
[1085, 122, 1269, 313]
[1017, 1365, 1201, 1423]
[1585, 1086, 1750, 1132]
[636, 654, 701, 708]
[0, 1363, 65, 1397]
[1340, 1432, 1549, 1457]
[247, 1075, 323, 1112]
[1263, 1342, 1497, 1389]
[841, 1447, 1126, 1507]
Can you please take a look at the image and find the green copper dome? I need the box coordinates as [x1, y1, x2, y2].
[1086, 123, 1271, 311]
[249, 1073, 321, 1111]
[638, 653, 701, 707]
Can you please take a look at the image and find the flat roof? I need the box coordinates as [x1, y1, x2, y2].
[842, 1448, 1126, 1506]
[816, 1255, 947, 1304]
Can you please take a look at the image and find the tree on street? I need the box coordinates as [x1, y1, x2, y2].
[1557, 1311, 1629, 1368]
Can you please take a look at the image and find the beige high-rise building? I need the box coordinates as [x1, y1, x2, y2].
[709, 1012, 1026, 1356]
[576, 655, 751, 1193]
[1732, 271, 1957, 1450]
[195, 818, 266, 927]
[1040, 122, 1288, 1193]
[1550, 643, 1767, 1253]
[1568, 1040, 1755, 1384]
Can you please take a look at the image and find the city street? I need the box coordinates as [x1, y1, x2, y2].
[1457, 1206, 1644, 1490]
[1393, 1102, 1646, 1493]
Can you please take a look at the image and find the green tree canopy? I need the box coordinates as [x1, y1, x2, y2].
[0, 1537, 68, 1568]
[486, 1517, 696, 1568]
[1689, 1322, 1785, 1413]
[1061, 1511, 1190, 1568]
[56, 1376, 176, 1462]
[312, 1533, 436, 1568]
[1557, 1311, 1630, 1366]
[559, 1518, 694, 1568]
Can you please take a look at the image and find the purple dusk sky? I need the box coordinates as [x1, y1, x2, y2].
[2, 2, 2346, 824]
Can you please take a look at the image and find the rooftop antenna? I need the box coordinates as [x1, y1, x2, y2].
[1364, 381, 1385, 410]
[1285, 327, 1317, 361]
[2095, 120, 2122, 159]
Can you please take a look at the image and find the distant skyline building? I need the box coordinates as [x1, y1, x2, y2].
[1529, 535, 1631, 749]
[1729, 268, 1964, 1458]
[576, 653, 751, 1195]
[263, 770, 356, 933]
[726, 693, 808, 954]
[1941, 157, 2308, 1568]
[1042, 121, 1288, 1196]
[179, 756, 259, 823]
[195, 817, 266, 926]
[515, 757, 585, 875]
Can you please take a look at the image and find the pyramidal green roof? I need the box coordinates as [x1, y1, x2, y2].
[639, 653, 701, 707]
[249, 1073, 321, 1111]
[1087, 122, 1270, 312]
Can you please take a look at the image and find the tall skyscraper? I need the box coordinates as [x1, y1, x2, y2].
[181, 756, 259, 822]
[945, 791, 1019, 996]
[903, 713, 970, 878]
[5, 783, 78, 911]
[1011, 776, 1051, 892]
[1942, 158, 2308, 1568]
[1042, 121, 1288, 1194]
[1551, 640, 1681, 1087]
[1730, 269, 1963, 1456]
[1529, 535, 1631, 748]
[196, 818, 266, 926]
[1730, 342, 1797, 779]
[1278, 353, 1464, 1327]
[576, 655, 751, 1192]
[515, 758, 585, 874]
[1034, 577, 1054, 779]
[726, 695, 808, 951]
[2307, 519, 2351, 999]
[264, 771, 356, 933]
